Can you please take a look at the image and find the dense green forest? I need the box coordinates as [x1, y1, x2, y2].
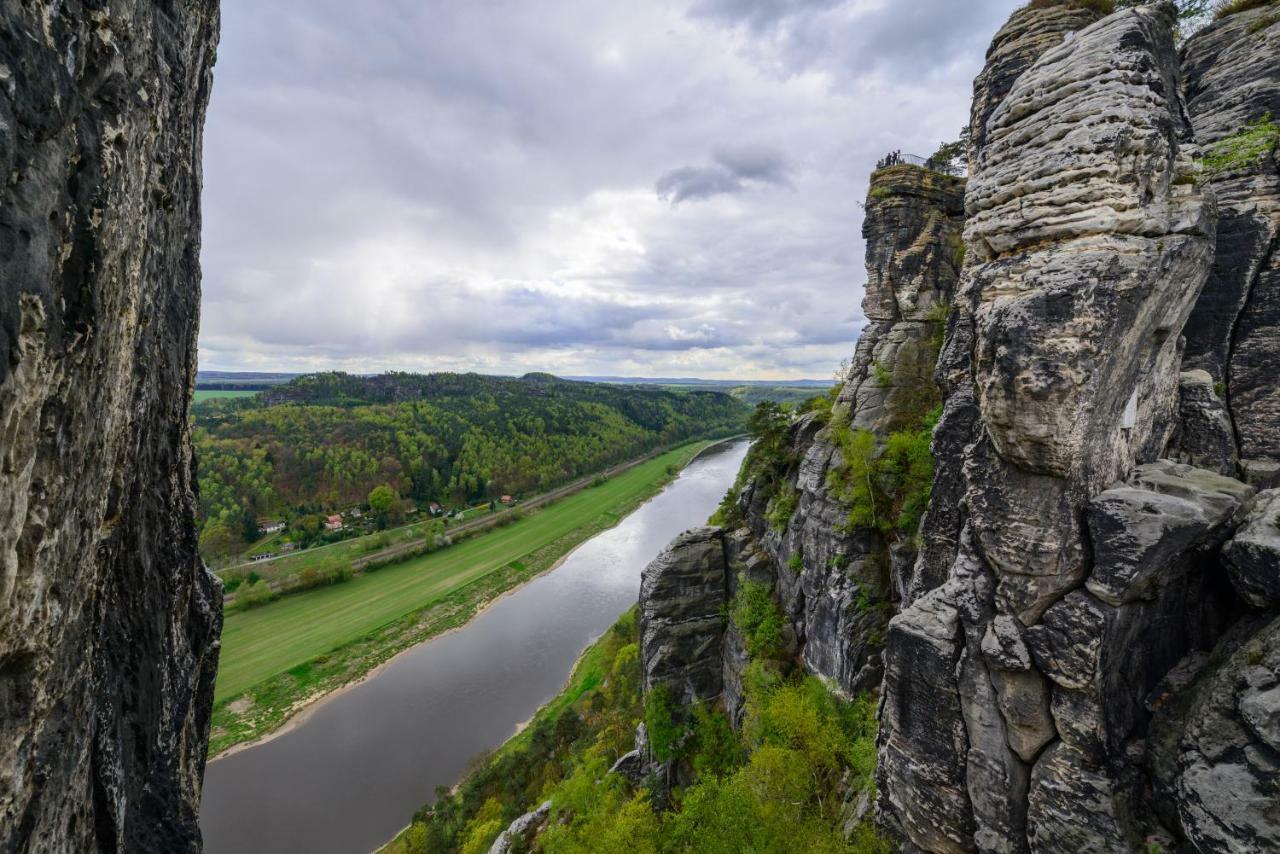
[192, 371, 746, 553]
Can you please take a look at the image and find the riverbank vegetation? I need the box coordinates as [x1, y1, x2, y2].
[386, 592, 886, 852]
[193, 371, 746, 560]
[209, 441, 717, 757]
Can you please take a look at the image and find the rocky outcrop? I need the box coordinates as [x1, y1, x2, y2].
[1181, 5, 1280, 483]
[0, 3, 222, 852]
[913, 0, 1109, 602]
[724, 162, 966, 707]
[968, 2, 1107, 161]
[879, 6, 1222, 851]
[487, 801, 552, 854]
[1222, 488, 1280, 610]
[1150, 613, 1280, 854]
[1171, 370, 1239, 476]
[639, 527, 730, 704]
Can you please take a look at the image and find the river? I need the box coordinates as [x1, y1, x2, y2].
[200, 438, 749, 854]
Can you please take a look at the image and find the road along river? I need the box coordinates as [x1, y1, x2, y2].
[200, 438, 748, 854]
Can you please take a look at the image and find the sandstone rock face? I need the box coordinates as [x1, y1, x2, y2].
[1171, 369, 1239, 476]
[1181, 6, 1280, 481]
[1150, 614, 1280, 854]
[1222, 489, 1280, 610]
[722, 163, 967, 704]
[488, 801, 552, 854]
[968, 3, 1106, 160]
[639, 527, 730, 704]
[0, 4, 221, 852]
[913, 0, 1107, 601]
[879, 7, 1222, 851]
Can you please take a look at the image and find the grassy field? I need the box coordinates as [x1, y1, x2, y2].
[209, 440, 711, 755]
[218, 517, 445, 584]
[194, 389, 260, 402]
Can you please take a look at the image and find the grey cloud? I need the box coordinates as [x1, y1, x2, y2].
[688, 0, 1016, 83]
[199, 0, 1022, 379]
[688, 0, 843, 32]
[655, 144, 790, 204]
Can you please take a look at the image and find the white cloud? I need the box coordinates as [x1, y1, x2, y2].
[198, 0, 1019, 379]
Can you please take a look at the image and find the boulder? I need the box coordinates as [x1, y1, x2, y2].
[1085, 462, 1254, 607]
[1172, 370, 1239, 477]
[1222, 489, 1280, 609]
[488, 801, 552, 854]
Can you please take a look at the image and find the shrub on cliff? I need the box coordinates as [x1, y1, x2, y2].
[732, 579, 786, 658]
[827, 405, 939, 541]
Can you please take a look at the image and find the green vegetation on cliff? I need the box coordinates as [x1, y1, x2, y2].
[193, 371, 747, 557]
[827, 406, 940, 542]
[1200, 113, 1278, 175]
[387, 597, 886, 854]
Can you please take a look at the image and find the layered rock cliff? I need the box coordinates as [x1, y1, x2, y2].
[0, 3, 222, 851]
[1180, 3, 1280, 484]
[715, 162, 966, 710]
[878, 4, 1280, 852]
[638, 2, 1280, 853]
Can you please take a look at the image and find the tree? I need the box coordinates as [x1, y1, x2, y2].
[289, 513, 323, 546]
[368, 484, 400, 529]
[198, 520, 241, 559]
[747, 401, 790, 461]
[239, 508, 259, 544]
[929, 126, 970, 174]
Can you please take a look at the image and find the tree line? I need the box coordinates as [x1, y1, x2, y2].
[193, 371, 747, 554]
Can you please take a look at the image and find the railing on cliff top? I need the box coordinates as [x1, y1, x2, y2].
[875, 150, 968, 178]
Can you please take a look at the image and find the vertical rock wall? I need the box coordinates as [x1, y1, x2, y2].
[0, 3, 222, 851]
[1180, 5, 1280, 484]
[729, 163, 965, 703]
[878, 6, 1224, 851]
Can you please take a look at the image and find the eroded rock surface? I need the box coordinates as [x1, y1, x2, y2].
[1222, 489, 1280, 610]
[639, 527, 730, 704]
[0, 3, 222, 852]
[1151, 615, 1280, 854]
[1181, 5, 1280, 481]
[879, 6, 1221, 851]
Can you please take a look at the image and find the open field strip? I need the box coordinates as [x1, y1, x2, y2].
[208, 440, 717, 756]
[193, 389, 260, 402]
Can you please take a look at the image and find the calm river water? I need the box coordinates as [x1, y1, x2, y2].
[200, 438, 748, 854]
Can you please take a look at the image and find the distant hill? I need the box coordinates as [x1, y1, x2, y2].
[563, 375, 831, 407]
[190, 371, 748, 553]
[195, 370, 300, 391]
[565, 375, 828, 388]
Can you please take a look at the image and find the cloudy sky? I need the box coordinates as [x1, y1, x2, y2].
[199, 0, 1021, 380]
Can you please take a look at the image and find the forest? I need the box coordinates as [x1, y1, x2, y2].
[192, 371, 747, 552]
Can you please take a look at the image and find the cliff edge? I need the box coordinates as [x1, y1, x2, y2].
[0, 3, 222, 851]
